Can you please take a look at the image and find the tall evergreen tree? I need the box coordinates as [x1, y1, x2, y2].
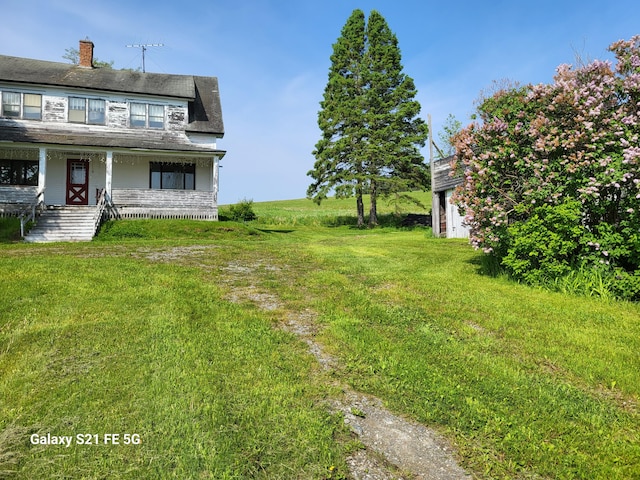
[308, 9, 429, 227]
[308, 9, 367, 226]
[362, 11, 429, 226]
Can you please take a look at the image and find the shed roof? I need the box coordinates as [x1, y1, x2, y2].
[432, 155, 463, 193]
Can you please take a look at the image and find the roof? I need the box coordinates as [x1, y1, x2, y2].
[0, 54, 224, 136]
[0, 118, 226, 155]
[187, 76, 225, 134]
[0, 55, 195, 98]
[432, 155, 463, 192]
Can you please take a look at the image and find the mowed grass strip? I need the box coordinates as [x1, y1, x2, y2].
[0, 245, 347, 479]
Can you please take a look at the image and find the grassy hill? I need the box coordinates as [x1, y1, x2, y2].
[1, 197, 639, 479]
[221, 190, 432, 226]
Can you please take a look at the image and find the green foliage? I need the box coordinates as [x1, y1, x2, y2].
[436, 113, 462, 158]
[0, 218, 22, 243]
[309, 9, 429, 228]
[62, 46, 114, 68]
[453, 36, 640, 300]
[227, 198, 257, 222]
[309, 9, 367, 224]
[551, 266, 616, 299]
[501, 200, 584, 284]
[610, 269, 640, 300]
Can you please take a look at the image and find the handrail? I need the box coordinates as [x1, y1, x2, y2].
[93, 188, 108, 236]
[19, 189, 46, 238]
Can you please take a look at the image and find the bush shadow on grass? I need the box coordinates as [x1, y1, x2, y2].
[255, 228, 296, 234]
[466, 253, 505, 278]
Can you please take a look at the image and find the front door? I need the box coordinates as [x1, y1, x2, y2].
[66, 159, 89, 205]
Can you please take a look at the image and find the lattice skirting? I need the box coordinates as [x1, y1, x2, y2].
[106, 206, 218, 221]
[0, 206, 27, 217]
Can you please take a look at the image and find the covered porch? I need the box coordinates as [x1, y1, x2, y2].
[0, 145, 222, 220]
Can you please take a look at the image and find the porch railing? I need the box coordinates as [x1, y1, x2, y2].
[109, 188, 217, 220]
[93, 188, 108, 236]
[19, 189, 46, 238]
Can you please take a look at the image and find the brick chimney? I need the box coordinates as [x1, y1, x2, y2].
[79, 39, 94, 68]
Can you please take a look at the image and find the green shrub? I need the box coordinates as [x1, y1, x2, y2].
[452, 36, 640, 301]
[501, 201, 584, 284]
[610, 269, 640, 301]
[228, 198, 257, 222]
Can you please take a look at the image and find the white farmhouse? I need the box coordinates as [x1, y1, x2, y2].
[0, 40, 225, 241]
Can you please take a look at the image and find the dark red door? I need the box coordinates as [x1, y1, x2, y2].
[66, 160, 89, 205]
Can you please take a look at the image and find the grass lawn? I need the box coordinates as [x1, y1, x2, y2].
[1, 198, 639, 479]
[221, 190, 432, 226]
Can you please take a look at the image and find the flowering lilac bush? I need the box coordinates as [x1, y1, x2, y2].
[452, 36, 640, 299]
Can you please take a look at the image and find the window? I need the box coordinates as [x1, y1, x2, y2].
[150, 162, 195, 190]
[1, 92, 41, 120]
[148, 104, 164, 128]
[23, 94, 42, 120]
[88, 99, 106, 124]
[131, 103, 164, 129]
[69, 97, 86, 123]
[0, 160, 39, 185]
[2, 92, 20, 117]
[130, 103, 146, 127]
[69, 97, 105, 124]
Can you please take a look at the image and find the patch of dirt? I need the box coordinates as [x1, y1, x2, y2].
[220, 259, 472, 480]
[281, 311, 338, 371]
[227, 286, 281, 311]
[333, 391, 470, 479]
[137, 245, 217, 262]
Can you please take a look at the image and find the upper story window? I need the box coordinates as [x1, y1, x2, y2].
[69, 97, 105, 124]
[1, 92, 42, 120]
[131, 103, 164, 129]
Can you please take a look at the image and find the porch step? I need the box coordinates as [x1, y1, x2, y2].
[24, 206, 98, 243]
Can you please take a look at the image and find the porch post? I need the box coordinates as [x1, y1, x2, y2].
[432, 191, 440, 236]
[212, 156, 220, 220]
[38, 147, 46, 196]
[212, 156, 220, 205]
[105, 150, 113, 202]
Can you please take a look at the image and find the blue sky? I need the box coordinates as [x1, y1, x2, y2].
[2, 0, 639, 204]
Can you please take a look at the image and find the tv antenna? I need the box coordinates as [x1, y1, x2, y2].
[126, 43, 164, 72]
